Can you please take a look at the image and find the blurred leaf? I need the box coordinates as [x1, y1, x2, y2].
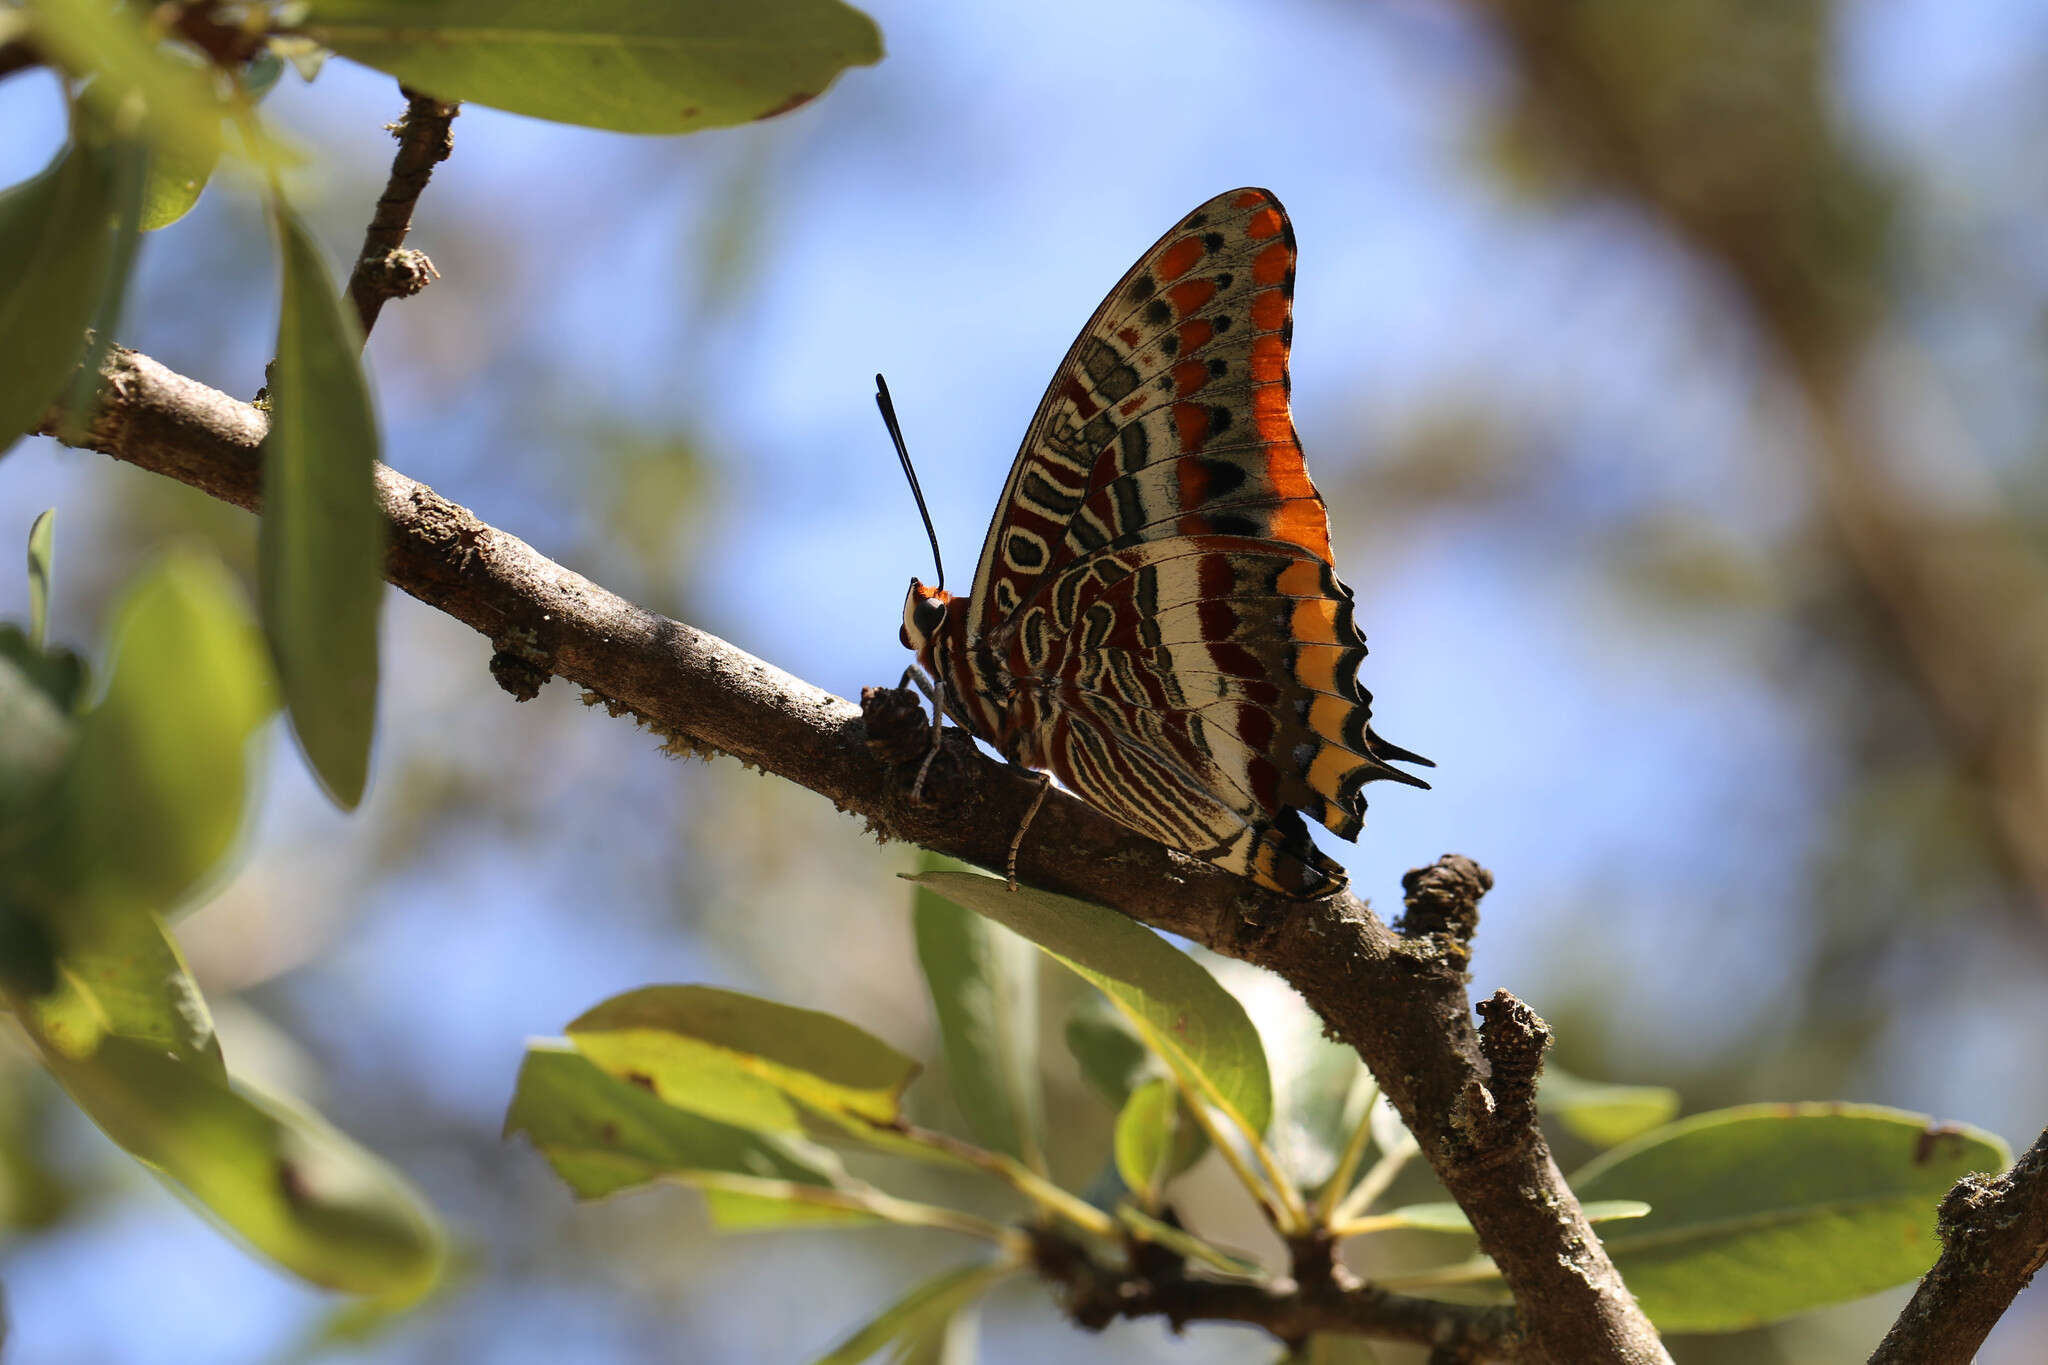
[1543, 1067, 1681, 1149]
[139, 131, 219, 230]
[263, 197, 384, 809]
[38, 553, 270, 913]
[1198, 948, 1367, 1190]
[33, 1035, 442, 1297]
[566, 985, 921, 1129]
[21, 911, 222, 1072]
[1113, 1076, 1177, 1204]
[30, 0, 232, 167]
[26, 509, 53, 649]
[1374, 1199, 1650, 1233]
[815, 1260, 1011, 1365]
[1572, 1103, 2010, 1333]
[1065, 991, 1152, 1105]
[690, 1175, 886, 1233]
[302, 0, 884, 134]
[27, 552, 273, 923]
[58, 131, 147, 438]
[913, 852, 1044, 1167]
[0, 140, 116, 451]
[911, 872, 1271, 1139]
[0, 637, 73, 833]
[1368, 1091, 1417, 1163]
[504, 1043, 847, 1206]
[266, 37, 332, 85]
[242, 50, 287, 101]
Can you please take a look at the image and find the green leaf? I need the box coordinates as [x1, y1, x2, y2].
[263, 197, 384, 809]
[1113, 1076, 1178, 1203]
[31, 552, 273, 923]
[0, 636, 74, 837]
[29, 0, 235, 167]
[911, 872, 1271, 1140]
[20, 911, 222, 1074]
[1376, 1199, 1651, 1233]
[57, 132, 147, 440]
[504, 1043, 847, 1210]
[566, 985, 921, 1129]
[1543, 1067, 1681, 1150]
[1572, 1103, 2010, 1333]
[913, 853, 1044, 1167]
[0, 141, 116, 451]
[815, 1261, 1010, 1365]
[30, 1034, 442, 1298]
[139, 132, 219, 231]
[1065, 992, 1153, 1106]
[26, 509, 54, 650]
[301, 0, 884, 135]
[1197, 947, 1368, 1190]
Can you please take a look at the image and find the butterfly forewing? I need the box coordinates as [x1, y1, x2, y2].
[921, 187, 1428, 896]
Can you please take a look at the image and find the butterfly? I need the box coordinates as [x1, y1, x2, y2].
[893, 187, 1430, 897]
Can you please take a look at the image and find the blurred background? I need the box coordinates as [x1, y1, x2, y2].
[3, 0, 2046, 1360]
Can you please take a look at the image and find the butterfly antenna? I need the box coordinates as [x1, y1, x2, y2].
[876, 374, 945, 590]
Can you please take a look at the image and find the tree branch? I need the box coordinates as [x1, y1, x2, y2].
[1868, 1122, 2048, 1364]
[1029, 1225, 1521, 1358]
[346, 87, 458, 341]
[45, 346, 1669, 1364]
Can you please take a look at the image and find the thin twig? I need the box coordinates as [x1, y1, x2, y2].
[346, 86, 458, 342]
[1029, 1224, 1520, 1357]
[1868, 1122, 2048, 1365]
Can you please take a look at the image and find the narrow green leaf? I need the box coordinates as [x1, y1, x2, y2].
[815, 1261, 1012, 1365]
[58, 133, 147, 439]
[690, 1178, 886, 1233]
[1543, 1067, 1682, 1150]
[912, 852, 1044, 1167]
[1113, 1076, 1177, 1203]
[302, 0, 883, 135]
[1572, 1103, 2010, 1333]
[504, 1043, 846, 1205]
[910, 872, 1271, 1139]
[0, 142, 116, 450]
[566, 985, 922, 1128]
[35, 552, 273, 922]
[30, 1034, 442, 1298]
[264, 197, 384, 808]
[26, 509, 54, 650]
[1197, 948, 1368, 1190]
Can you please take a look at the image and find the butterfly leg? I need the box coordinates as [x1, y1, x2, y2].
[897, 665, 947, 803]
[1006, 770, 1053, 891]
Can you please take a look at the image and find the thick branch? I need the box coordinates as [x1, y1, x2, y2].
[1868, 1123, 2048, 1364]
[51, 346, 1669, 1365]
[1030, 1225, 1519, 1358]
[346, 87, 458, 340]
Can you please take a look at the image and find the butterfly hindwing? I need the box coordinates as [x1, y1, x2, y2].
[917, 188, 1429, 896]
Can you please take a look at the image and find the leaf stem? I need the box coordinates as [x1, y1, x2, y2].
[886, 1119, 1118, 1240]
[678, 1171, 1031, 1255]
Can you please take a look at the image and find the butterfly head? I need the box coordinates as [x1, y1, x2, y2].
[900, 578, 954, 658]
